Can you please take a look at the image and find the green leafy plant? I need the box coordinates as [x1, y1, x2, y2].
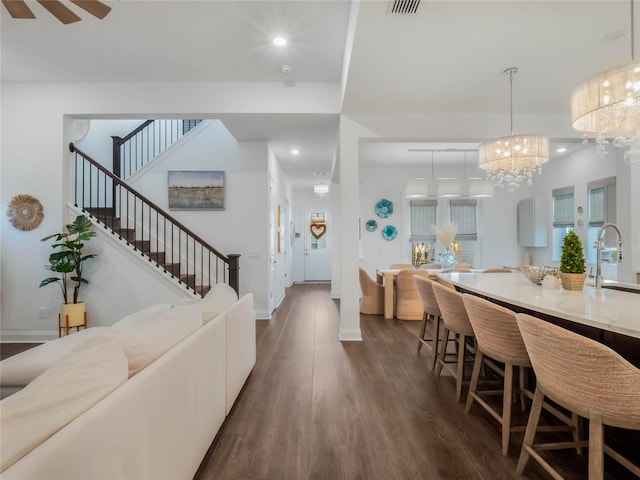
[559, 230, 585, 274]
[40, 215, 97, 304]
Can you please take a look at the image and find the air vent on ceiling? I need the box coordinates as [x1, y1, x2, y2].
[389, 0, 421, 15]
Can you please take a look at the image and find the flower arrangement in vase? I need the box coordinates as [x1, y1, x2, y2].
[435, 223, 458, 271]
[559, 230, 586, 291]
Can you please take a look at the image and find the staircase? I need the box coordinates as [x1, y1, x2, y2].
[70, 143, 239, 297]
[112, 119, 202, 180]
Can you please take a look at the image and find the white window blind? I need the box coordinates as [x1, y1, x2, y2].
[450, 199, 477, 241]
[410, 199, 437, 242]
[552, 186, 574, 227]
[588, 177, 616, 227]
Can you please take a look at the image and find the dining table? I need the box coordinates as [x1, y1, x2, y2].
[375, 268, 483, 320]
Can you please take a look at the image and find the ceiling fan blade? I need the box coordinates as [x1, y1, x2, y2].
[70, 0, 110, 19]
[37, 0, 81, 24]
[2, 0, 36, 18]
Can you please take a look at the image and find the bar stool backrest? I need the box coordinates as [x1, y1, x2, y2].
[431, 282, 473, 336]
[462, 294, 530, 366]
[414, 276, 440, 318]
[516, 313, 640, 427]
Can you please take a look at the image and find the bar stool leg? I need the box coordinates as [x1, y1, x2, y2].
[435, 327, 450, 377]
[455, 334, 467, 402]
[589, 413, 605, 480]
[432, 315, 440, 370]
[517, 387, 544, 474]
[519, 366, 527, 411]
[417, 312, 428, 354]
[465, 350, 483, 414]
[502, 362, 514, 456]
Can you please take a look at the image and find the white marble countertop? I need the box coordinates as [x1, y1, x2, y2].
[437, 272, 640, 339]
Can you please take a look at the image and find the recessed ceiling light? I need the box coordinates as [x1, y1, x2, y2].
[291, 149, 300, 155]
[556, 147, 567, 153]
[273, 36, 287, 47]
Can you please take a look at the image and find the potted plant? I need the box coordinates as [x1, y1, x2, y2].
[559, 230, 586, 291]
[40, 215, 97, 333]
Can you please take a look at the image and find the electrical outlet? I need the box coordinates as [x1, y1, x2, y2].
[39, 307, 47, 319]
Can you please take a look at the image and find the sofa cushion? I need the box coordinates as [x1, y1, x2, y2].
[0, 327, 109, 387]
[110, 303, 174, 334]
[0, 335, 128, 473]
[113, 304, 202, 377]
[197, 283, 238, 324]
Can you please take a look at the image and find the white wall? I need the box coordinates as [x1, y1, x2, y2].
[127, 121, 271, 317]
[77, 119, 143, 168]
[1, 81, 339, 338]
[267, 143, 293, 313]
[358, 166, 526, 278]
[524, 146, 620, 275]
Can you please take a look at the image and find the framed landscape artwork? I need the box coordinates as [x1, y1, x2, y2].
[168, 171, 225, 210]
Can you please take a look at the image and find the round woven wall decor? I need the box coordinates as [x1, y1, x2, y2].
[7, 194, 44, 231]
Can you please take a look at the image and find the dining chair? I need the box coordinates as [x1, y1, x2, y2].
[414, 276, 442, 369]
[462, 294, 532, 455]
[419, 263, 441, 270]
[394, 270, 430, 320]
[358, 267, 384, 315]
[389, 263, 414, 270]
[431, 282, 475, 402]
[516, 313, 640, 479]
[455, 263, 473, 271]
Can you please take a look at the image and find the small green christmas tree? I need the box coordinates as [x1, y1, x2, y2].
[559, 230, 586, 274]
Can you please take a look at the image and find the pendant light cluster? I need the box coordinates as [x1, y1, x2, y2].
[405, 150, 494, 199]
[570, 0, 640, 164]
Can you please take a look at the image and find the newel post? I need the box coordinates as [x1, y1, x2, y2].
[228, 254, 241, 295]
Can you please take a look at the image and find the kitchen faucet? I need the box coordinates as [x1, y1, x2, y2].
[594, 223, 623, 289]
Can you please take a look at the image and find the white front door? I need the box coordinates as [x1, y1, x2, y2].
[304, 208, 331, 281]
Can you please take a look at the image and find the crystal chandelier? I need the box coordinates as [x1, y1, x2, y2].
[571, 0, 640, 164]
[478, 68, 549, 192]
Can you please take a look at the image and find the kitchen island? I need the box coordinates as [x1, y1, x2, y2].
[437, 271, 640, 365]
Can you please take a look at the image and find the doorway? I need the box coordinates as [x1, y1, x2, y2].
[304, 208, 331, 281]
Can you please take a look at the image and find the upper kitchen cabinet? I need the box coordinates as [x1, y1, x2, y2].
[518, 197, 548, 247]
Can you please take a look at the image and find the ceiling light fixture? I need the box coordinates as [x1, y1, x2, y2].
[273, 36, 287, 47]
[571, 0, 640, 164]
[290, 149, 300, 155]
[314, 183, 329, 197]
[478, 67, 549, 192]
[556, 147, 567, 153]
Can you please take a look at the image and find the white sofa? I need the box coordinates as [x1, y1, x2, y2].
[0, 287, 256, 479]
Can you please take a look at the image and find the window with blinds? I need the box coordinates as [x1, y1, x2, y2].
[587, 177, 616, 264]
[552, 186, 575, 227]
[588, 177, 616, 227]
[410, 199, 437, 242]
[449, 199, 477, 241]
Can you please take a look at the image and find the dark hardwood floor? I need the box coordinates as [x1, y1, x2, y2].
[195, 283, 635, 480]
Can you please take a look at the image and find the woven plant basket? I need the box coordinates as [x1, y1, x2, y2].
[560, 273, 586, 291]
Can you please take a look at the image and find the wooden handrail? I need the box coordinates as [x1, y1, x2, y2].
[70, 142, 239, 293]
[117, 119, 154, 145]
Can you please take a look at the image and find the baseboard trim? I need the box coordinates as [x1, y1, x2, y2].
[330, 289, 340, 299]
[338, 328, 362, 342]
[255, 310, 271, 320]
[1, 331, 57, 342]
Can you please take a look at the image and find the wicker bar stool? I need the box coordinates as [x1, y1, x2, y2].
[462, 294, 532, 455]
[516, 313, 640, 479]
[432, 282, 475, 402]
[414, 276, 443, 368]
[358, 268, 384, 315]
[394, 270, 430, 320]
